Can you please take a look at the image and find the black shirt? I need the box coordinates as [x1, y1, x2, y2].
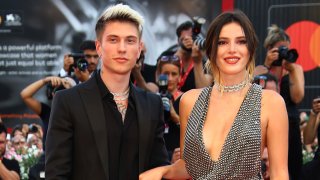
[164, 95, 181, 154]
[96, 73, 139, 180]
[280, 74, 300, 120]
[180, 68, 196, 92]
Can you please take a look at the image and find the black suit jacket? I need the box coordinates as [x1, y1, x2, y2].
[45, 74, 169, 180]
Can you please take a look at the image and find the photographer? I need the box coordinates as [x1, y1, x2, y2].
[255, 24, 305, 180]
[60, 40, 99, 83]
[20, 76, 76, 147]
[156, 55, 183, 163]
[302, 97, 320, 179]
[72, 55, 90, 83]
[131, 42, 159, 93]
[165, 20, 212, 92]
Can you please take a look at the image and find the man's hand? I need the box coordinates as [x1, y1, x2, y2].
[171, 148, 180, 164]
[180, 36, 193, 50]
[191, 43, 203, 64]
[132, 61, 142, 76]
[63, 54, 74, 72]
[74, 68, 90, 82]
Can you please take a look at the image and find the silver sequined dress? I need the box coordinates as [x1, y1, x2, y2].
[183, 84, 262, 180]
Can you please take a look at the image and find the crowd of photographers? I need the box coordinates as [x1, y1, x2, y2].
[0, 15, 318, 179]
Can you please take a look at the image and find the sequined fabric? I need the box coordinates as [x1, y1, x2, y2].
[183, 84, 262, 180]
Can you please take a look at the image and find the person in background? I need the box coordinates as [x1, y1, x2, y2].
[255, 24, 305, 180]
[80, 40, 100, 74]
[45, 4, 169, 180]
[59, 40, 99, 83]
[156, 55, 183, 162]
[140, 10, 288, 180]
[11, 134, 27, 155]
[10, 125, 24, 139]
[253, 73, 279, 92]
[159, 20, 212, 92]
[20, 76, 76, 147]
[72, 40, 100, 83]
[0, 123, 20, 180]
[58, 54, 74, 78]
[131, 41, 159, 92]
[301, 97, 320, 179]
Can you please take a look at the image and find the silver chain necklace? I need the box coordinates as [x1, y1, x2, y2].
[215, 80, 248, 93]
[110, 87, 130, 101]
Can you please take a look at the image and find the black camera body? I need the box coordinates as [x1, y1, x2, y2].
[158, 74, 172, 122]
[271, 46, 299, 66]
[158, 74, 172, 100]
[29, 124, 38, 133]
[68, 53, 89, 74]
[192, 16, 206, 50]
[46, 81, 67, 100]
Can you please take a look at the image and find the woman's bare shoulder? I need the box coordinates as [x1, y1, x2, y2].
[261, 89, 286, 117]
[180, 88, 203, 105]
[179, 88, 206, 114]
[261, 89, 284, 105]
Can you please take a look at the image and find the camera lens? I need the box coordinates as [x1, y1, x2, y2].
[29, 125, 38, 133]
[76, 58, 89, 71]
[286, 49, 298, 63]
[277, 46, 298, 63]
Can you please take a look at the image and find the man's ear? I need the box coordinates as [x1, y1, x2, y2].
[95, 40, 101, 56]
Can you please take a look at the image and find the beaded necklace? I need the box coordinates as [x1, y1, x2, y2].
[215, 79, 248, 93]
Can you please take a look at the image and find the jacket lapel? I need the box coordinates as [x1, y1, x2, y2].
[131, 86, 152, 172]
[79, 77, 109, 179]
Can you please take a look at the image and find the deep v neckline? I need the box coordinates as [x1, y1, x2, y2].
[199, 84, 254, 163]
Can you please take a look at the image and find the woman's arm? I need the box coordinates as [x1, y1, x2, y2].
[20, 76, 63, 114]
[263, 90, 289, 180]
[303, 98, 320, 144]
[284, 62, 304, 104]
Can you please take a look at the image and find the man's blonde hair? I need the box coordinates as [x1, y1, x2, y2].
[95, 3, 144, 40]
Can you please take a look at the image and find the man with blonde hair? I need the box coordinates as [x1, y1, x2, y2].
[45, 3, 169, 180]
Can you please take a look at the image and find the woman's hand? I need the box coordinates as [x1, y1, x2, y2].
[43, 76, 64, 87]
[265, 47, 279, 67]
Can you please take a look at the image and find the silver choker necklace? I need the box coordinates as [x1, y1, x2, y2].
[215, 80, 248, 93]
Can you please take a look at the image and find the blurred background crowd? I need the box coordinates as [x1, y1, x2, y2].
[0, 0, 319, 179]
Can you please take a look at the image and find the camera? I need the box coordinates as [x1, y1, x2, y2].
[46, 81, 67, 100]
[192, 16, 206, 50]
[29, 124, 38, 133]
[253, 75, 267, 89]
[158, 74, 172, 99]
[68, 53, 89, 75]
[158, 74, 172, 121]
[271, 46, 299, 66]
